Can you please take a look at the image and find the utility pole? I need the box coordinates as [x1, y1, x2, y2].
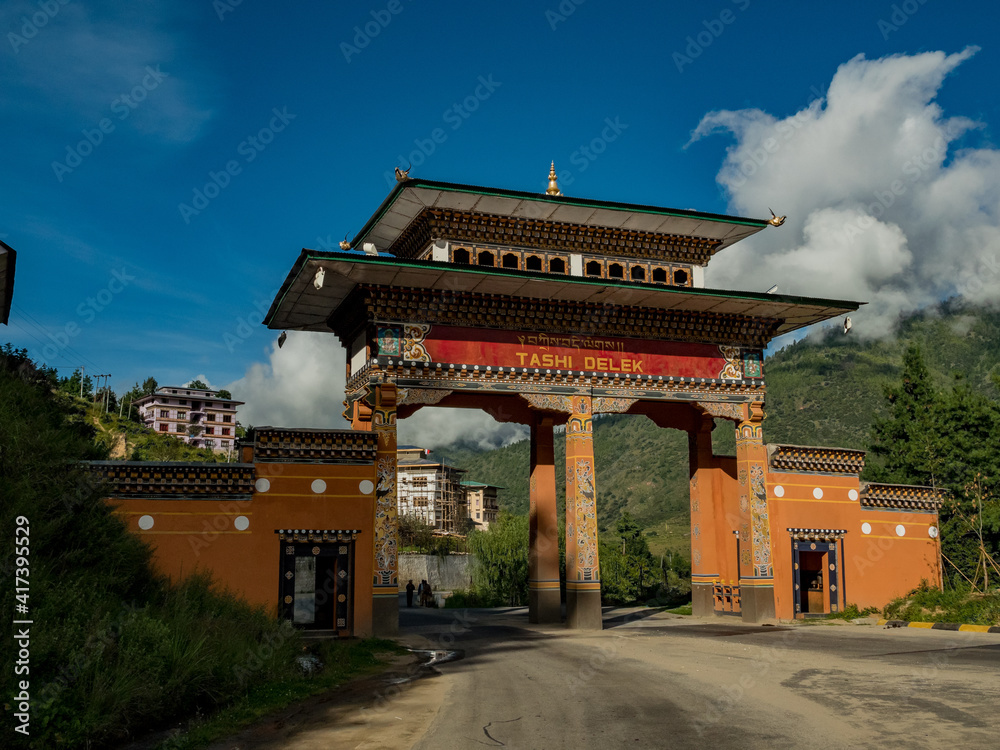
[79, 366, 85, 399]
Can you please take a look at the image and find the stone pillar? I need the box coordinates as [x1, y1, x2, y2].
[735, 402, 776, 624]
[357, 382, 400, 636]
[529, 414, 561, 623]
[565, 396, 602, 630]
[688, 415, 717, 618]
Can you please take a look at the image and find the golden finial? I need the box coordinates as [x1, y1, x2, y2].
[546, 161, 561, 196]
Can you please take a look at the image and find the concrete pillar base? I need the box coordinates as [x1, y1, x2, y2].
[739, 583, 776, 625]
[566, 587, 603, 630]
[529, 586, 562, 624]
[372, 594, 399, 636]
[692, 581, 716, 617]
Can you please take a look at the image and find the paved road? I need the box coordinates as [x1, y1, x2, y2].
[212, 606, 1000, 749]
[398, 605, 1000, 750]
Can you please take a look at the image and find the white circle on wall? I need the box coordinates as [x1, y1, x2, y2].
[138, 515, 154, 530]
[234, 516, 250, 531]
[255, 478, 270, 493]
[359, 479, 375, 495]
[848, 489, 859, 501]
[861, 522, 872, 535]
[773, 485, 785, 498]
[311, 479, 327, 494]
[813, 487, 824, 499]
[896, 524, 906, 537]
[929, 526, 939, 538]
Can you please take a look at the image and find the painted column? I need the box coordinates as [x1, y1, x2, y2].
[529, 414, 560, 623]
[565, 395, 602, 630]
[734, 402, 776, 624]
[355, 382, 400, 636]
[688, 415, 718, 617]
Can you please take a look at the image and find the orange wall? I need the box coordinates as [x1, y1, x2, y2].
[764, 470, 941, 619]
[110, 460, 379, 636]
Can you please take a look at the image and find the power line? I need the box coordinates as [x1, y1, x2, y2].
[10, 304, 105, 371]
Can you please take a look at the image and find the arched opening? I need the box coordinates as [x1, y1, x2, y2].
[549, 258, 566, 273]
[525, 255, 543, 271]
[673, 269, 689, 286]
[608, 263, 624, 279]
[502, 253, 520, 269]
[586, 260, 603, 277]
[631, 266, 646, 281]
[478, 251, 495, 267]
[453, 247, 470, 264]
[652, 267, 668, 283]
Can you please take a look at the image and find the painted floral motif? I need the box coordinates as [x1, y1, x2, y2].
[573, 458, 598, 579]
[693, 524, 701, 539]
[739, 494, 749, 513]
[749, 463, 773, 577]
[521, 393, 573, 413]
[718, 345, 743, 380]
[693, 550, 702, 566]
[697, 401, 745, 422]
[592, 397, 638, 414]
[738, 468, 748, 487]
[373, 456, 398, 585]
[401, 323, 431, 362]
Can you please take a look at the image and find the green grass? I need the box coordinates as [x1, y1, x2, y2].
[666, 604, 693, 615]
[825, 603, 880, 621]
[157, 638, 406, 750]
[882, 585, 1000, 625]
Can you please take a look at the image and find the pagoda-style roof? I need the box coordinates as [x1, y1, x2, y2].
[263, 250, 861, 341]
[0, 240, 15, 325]
[347, 178, 769, 263]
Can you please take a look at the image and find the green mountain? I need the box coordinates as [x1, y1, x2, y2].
[436, 300, 1000, 557]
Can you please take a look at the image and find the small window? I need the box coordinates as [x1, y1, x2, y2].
[477, 251, 495, 267]
[652, 267, 668, 283]
[205, 402, 213, 408]
[170, 389, 177, 394]
[586, 260, 602, 277]
[177, 411, 186, 419]
[208, 414, 216, 422]
[222, 415, 232, 423]
[608, 263, 624, 279]
[159, 423, 168, 432]
[549, 258, 566, 273]
[205, 440, 215, 448]
[502, 253, 519, 269]
[453, 247, 470, 264]
[631, 266, 646, 281]
[205, 427, 214, 435]
[222, 428, 231, 436]
[176, 424, 185, 433]
[673, 269, 689, 285]
[159, 409, 169, 418]
[525, 255, 542, 271]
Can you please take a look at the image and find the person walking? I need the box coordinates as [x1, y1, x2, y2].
[422, 579, 433, 607]
[416, 579, 426, 606]
[405, 580, 415, 608]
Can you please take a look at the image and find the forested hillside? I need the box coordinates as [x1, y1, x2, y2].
[436, 300, 1000, 556]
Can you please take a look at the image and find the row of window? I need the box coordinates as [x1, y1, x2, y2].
[155, 410, 231, 422]
[156, 423, 232, 436]
[152, 398, 235, 409]
[447, 246, 692, 285]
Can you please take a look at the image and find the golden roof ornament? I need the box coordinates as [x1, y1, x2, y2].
[546, 161, 562, 196]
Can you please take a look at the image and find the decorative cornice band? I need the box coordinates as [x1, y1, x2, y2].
[769, 444, 867, 475]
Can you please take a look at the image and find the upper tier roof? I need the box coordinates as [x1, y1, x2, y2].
[0, 240, 16, 325]
[348, 178, 770, 261]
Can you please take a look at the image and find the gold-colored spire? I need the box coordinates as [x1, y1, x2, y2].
[546, 161, 561, 196]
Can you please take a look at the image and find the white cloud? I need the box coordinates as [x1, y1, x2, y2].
[689, 48, 1000, 337]
[399, 408, 528, 451]
[224, 332, 349, 429]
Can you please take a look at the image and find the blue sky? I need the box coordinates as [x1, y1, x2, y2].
[3, 0, 999, 443]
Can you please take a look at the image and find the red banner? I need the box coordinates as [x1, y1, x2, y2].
[379, 324, 757, 380]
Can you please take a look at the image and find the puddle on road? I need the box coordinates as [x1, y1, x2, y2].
[382, 649, 464, 686]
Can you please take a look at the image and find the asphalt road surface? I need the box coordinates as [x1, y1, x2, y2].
[213, 604, 1000, 750]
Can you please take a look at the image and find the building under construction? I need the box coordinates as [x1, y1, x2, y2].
[396, 445, 468, 532]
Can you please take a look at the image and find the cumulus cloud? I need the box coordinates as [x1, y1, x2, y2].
[224, 332, 348, 429]
[399, 409, 528, 451]
[689, 48, 1000, 337]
